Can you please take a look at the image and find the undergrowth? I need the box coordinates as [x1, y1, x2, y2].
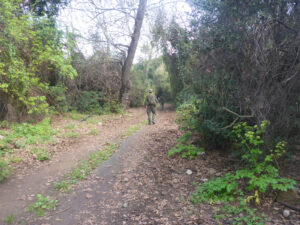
[0, 118, 57, 181]
[27, 194, 58, 217]
[168, 132, 204, 159]
[0, 118, 56, 150]
[30, 148, 50, 161]
[191, 121, 296, 224]
[214, 198, 268, 225]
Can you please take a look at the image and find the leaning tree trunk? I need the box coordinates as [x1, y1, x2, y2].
[119, 0, 147, 108]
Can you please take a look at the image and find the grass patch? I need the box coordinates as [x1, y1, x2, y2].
[27, 194, 58, 217]
[3, 214, 15, 224]
[30, 148, 50, 161]
[8, 155, 23, 163]
[86, 117, 99, 124]
[89, 128, 99, 135]
[52, 179, 73, 193]
[121, 120, 147, 138]
[69, 111, 86, 121]
[101, 116, 109, 124]
[53, 142, 117, 192]
[64, 132, 79, 138]
[64, 123, 75, 130]
[0, 159, 11, 181]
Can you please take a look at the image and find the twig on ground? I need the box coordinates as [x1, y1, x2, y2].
[49, 207, 70, 216]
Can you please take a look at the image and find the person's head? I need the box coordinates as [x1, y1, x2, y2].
[149, 89, 153, 93]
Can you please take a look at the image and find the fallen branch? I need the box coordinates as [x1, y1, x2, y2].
[81, 113, 97, 122]
[277, 201, 300, 212]
[49, 207, 70, 216]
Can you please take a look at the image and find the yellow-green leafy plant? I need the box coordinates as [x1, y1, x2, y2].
[0, 0, 76, 115]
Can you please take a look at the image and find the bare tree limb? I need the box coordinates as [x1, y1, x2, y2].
[221, 117, 240, 130]
[282, 71, 299, 84]
[221, 107, 253, 129]
[222, 107, 253, 118]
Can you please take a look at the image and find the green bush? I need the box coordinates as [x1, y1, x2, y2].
[176, 98, 232, 148]
[48, 85, 69, 112]
[232, 121, 296, 193]
[103, 101, 123, 114]
[77, 91, 101, 113]
[192, 121, 296, 205]
[0, 1, 76, 116]
[176, 101, 199, 131]
[0, 120, 9, 129]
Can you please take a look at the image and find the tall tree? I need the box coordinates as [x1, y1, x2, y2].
[60, 0, 150, 107]
[119, 0, 147, 107]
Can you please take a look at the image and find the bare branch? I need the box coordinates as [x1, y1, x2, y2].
[221, 117, 240, 130]
[222, 107, 253, 118]
[221, 107, 254, 129]
[282, 71, 299, 84]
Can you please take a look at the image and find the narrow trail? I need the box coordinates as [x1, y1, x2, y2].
[0, 108, 146, 222]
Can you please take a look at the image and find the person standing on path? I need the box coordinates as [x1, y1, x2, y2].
[145, 89, 158, 125]
[158, 95, 165, 111]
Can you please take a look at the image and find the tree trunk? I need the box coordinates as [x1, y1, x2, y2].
[119, 0, 147, 108]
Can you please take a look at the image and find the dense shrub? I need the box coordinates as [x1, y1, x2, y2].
[48, 85, 69, 113]
[191, 121, 296, 224]
[77, 91, 102, 113]
[176, 96, 233, 148]
[160, 0, 300, 149]
[0, 0, 76, 119]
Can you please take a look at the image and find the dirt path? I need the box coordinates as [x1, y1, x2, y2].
[0, 108, 146, 222]
[23, 107, 182, 225]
